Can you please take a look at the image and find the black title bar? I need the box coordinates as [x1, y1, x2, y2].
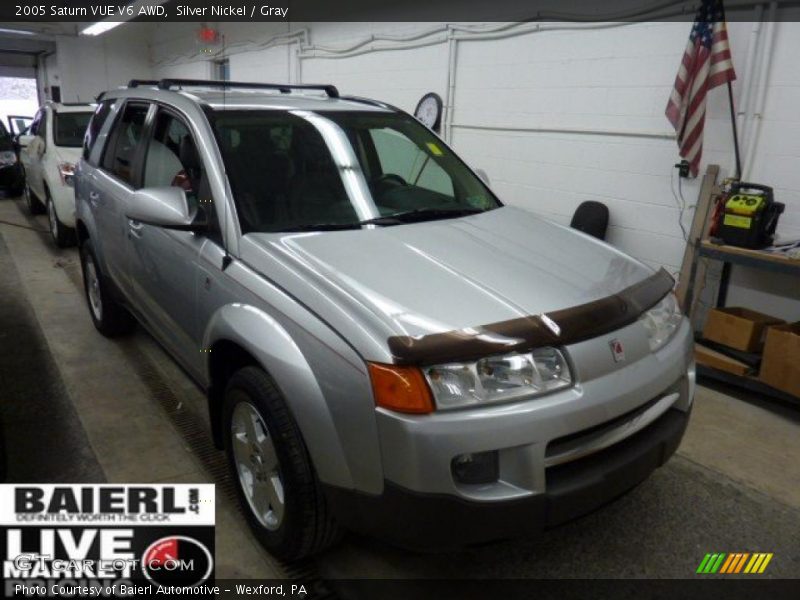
[1, 0, 798, 24]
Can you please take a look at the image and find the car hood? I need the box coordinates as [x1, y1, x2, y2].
[240, 206, 654, 358]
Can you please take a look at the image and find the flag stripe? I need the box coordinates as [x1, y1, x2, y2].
[665, 0, 736, 176]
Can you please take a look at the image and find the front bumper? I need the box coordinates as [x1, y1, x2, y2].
[324, 401, 690, 549]
[325, 318, 695, 548]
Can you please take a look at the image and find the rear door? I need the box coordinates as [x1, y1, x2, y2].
[126, 106, 212, 377]
[92, 100, 152, 295]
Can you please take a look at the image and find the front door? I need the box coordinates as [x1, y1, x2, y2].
[125, 107, 211, 377]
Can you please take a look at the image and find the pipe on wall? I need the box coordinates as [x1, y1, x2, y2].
[733, 5, 764, 174]
[742, 1, 779, 181]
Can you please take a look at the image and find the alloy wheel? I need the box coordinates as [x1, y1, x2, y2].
[84, 254, 103, 321]
[231, 400, 285, 531]
[47, 198, 58, 241]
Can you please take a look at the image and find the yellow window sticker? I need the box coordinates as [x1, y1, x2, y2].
[426, 142, 444, 156]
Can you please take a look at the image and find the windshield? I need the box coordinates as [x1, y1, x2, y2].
[53, 111, 92, 147]
[212, 109, 500, 233]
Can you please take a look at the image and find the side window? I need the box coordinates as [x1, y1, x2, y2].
[102, 102, 149, 185]
[142, 109, 219, 231]
[369, 128, 454, 196]
[83, 100, 114, 162]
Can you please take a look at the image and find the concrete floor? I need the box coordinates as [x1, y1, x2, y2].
[1, 195, 799, 583]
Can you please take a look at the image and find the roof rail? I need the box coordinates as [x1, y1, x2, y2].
[340, 95, 399, 112]
[128, 79, 160, 88]
[156, 78, 340, 98]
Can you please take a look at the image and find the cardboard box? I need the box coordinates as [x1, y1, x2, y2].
[695, 343, 751, 376]
[759, 323, 800, 398]
[702, 307, 784, 352]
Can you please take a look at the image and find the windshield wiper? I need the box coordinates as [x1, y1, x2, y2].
[279, 215, 401, 232]
[279, 208, 484, 232]
[369, 207, 486, 224]
[280, 222, 364, 232]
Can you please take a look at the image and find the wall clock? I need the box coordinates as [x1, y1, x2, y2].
[414, 92, 443, 133]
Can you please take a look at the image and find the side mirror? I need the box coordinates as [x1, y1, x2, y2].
[127, 187, 204, 231]
[475, 168, 490, 186]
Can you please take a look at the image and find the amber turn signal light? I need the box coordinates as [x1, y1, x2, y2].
[367, 363, 434, 414]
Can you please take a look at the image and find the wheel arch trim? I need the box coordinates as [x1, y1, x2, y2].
[203, 302, 356, 490]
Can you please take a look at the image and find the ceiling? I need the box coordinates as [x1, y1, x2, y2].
[0, 23, 77, 57]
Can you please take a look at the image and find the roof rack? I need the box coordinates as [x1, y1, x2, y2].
[128, 79, 160, 88]
[155, 78, 340, 98]
[341, 95, 399, 112]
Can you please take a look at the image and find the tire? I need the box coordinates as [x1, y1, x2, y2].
[223, 366, 341, 560]
[79, 239, 135, 337]
[24, 183, 44, 215]
[46, 189, 75, 248]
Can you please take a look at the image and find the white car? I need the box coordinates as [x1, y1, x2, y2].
[20, 102, 94, 247]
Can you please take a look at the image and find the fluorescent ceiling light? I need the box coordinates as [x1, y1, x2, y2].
[80, 0, 166, 36]
[81, 21, 123, 36]
[0, 28, 36, 36]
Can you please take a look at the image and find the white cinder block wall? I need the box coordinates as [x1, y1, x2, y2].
[53, 24, 153, 102]
[53, 17, 800, 319]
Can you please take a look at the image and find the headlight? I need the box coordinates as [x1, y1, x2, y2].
[423, 347, 572, 410]
[58, 162, 75, 187]
[639, 292, 682, 351]
[0, 150, 17, 166]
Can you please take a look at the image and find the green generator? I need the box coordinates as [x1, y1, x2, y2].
[718, 183, 784, 249]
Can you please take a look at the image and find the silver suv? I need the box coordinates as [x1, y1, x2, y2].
[75, 79, 695, 559]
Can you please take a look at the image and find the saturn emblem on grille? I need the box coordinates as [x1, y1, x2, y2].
[609, 339, 625, 362]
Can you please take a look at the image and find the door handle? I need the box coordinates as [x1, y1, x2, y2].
[88, 191, 100, 206]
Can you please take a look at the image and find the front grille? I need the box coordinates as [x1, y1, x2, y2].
[545, 380, 682, 464]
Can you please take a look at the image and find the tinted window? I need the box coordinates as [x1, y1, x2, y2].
[212, 110, 498, 233]
[83, 101, 114, 161]
[54, 111, 92, 148]
[213, 111, 353, 233]
[103, 102, 149, 185]
[370, 128, 454, 197]
[328, 112, 496, 214]
[143, 111, 204, 209]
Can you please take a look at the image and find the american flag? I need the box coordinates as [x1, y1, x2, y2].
[665, 0, 736, 177]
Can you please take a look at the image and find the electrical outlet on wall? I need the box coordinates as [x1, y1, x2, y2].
[675, 160, 691, 178]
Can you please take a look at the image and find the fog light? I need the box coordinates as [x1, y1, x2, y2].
[451, 451, 498, 485]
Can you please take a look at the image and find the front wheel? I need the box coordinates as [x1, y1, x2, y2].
[223, 367, 340, 560]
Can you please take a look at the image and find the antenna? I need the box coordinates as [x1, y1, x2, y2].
[220, 33, 232, 271]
